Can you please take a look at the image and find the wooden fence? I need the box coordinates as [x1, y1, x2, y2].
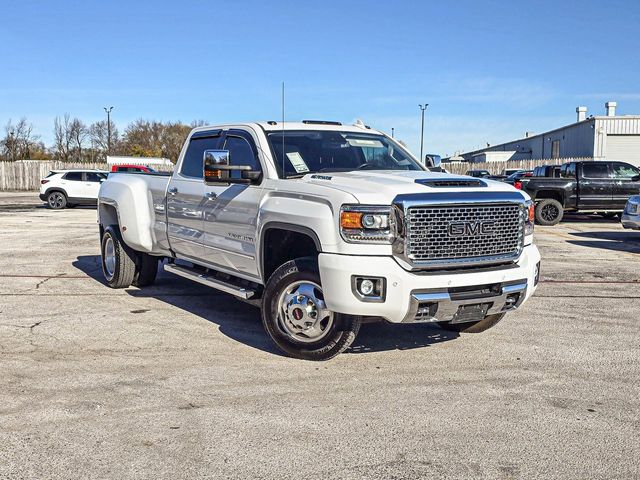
[444, 157, 593, 176]
[1, 157, 595, 191]
[0, 161, 174, 191]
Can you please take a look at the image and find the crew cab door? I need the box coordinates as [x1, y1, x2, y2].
[610, 162, 640, 208]
[166, 130, 223, 260]
[202, 129, 263, 279]
[577, 163, 613, 209]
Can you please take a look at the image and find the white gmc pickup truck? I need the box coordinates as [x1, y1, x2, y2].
[98, 120, 541, 360]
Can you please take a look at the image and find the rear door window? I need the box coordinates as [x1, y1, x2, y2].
[64, 172, 83, 181]
[582, 163, 610, 179]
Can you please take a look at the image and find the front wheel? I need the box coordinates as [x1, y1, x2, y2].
[261, 257, 360, 361]
[535, 198, 564, 226]
[438, 313, 505, 333]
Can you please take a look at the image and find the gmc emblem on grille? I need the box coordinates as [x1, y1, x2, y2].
[448, 220, 496, 237]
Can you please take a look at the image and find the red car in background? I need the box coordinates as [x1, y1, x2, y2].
[110, 164, 158, 173]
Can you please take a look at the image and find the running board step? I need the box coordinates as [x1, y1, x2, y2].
[164, 264, 255, 299]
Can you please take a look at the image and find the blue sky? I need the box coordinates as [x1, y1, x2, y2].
[1, 0, 639, 157]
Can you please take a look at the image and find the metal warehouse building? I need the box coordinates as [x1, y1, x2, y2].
[459, 102, 640, 167]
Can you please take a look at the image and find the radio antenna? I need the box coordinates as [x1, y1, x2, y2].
[281, 81, 285, 178]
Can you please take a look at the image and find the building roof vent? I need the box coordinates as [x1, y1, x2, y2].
[605, 101, 617, 117]
[576, 106, 587, 122]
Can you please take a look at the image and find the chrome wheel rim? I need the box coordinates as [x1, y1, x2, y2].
[276, 281, 333, 343]
[104, 236, 116, 279]
[48, 193, 64, 208]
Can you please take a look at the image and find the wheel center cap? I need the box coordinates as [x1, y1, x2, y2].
[287, 296, 317, 329]
[292, 308, 304, 321]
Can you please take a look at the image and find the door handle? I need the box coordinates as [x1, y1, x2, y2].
[168, 187, 178, 195]
[205, 191, 217, 200]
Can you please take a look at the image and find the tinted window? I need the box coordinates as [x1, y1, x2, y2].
[611, 162, 639, 178]
[561, 163, 576, 178]
[181, 135, 221, 178]
[582, 163, 609, 178]
[64, 172, 83, 181]
[224, 135, 260, 179]
[86, 172, 106, 182]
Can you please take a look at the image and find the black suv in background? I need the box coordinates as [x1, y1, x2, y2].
[523, 161, 640, 225]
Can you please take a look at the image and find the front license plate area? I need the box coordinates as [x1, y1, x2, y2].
[451, 303, 490, 324]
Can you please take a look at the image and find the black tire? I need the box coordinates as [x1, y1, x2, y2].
[261, 257, 361, 361]
[47, 191, 67, 209]
[438, 313, 505, 333]
[101, 226, 136, 288]
[535, 198, 564, 226]
[133, 253, 158, 287]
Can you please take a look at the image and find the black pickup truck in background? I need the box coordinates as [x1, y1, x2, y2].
[523, 161, 640, 225]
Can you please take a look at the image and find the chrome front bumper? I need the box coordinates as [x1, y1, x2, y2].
[402, 280, 528, 323]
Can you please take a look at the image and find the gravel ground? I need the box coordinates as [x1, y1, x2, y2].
[0, 191, 639, 479]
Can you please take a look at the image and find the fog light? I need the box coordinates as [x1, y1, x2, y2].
[360, 279, 375, 295]
[352, 276, 386, 302]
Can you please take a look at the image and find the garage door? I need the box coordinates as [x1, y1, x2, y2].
[606, 135, 640, 167]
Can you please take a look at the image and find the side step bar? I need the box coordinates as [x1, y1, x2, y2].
[164, 264, 256, 299]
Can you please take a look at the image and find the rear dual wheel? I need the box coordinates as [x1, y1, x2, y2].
[101, 226, 158, 288]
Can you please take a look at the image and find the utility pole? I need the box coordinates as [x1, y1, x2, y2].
[104, 106, 114, 155]
[419, 104, 429, 164]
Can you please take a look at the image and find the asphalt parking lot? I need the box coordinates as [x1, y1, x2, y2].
[1, 191, 639, 479]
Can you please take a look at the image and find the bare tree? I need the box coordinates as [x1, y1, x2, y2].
[89, 119, 119, 161]
[69, 118, 87, 161]
[53, 114, 73, 161]
[1, 118, 41, 160]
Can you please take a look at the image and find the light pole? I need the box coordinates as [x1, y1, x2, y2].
[391, 127, 395, 138]
[419, 103, 428, 164]
[103, 106, 113, 155]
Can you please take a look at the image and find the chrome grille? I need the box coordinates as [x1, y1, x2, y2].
[405, 204, 524, 265]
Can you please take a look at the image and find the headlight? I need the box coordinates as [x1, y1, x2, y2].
[340, 205, 395, 244]
[524, 200, 535, 236]
[627, 202, 639, 215]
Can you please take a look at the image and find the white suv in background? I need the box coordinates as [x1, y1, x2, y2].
[39, 170, 108, 209]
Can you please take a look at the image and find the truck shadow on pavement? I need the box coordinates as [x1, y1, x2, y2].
[73, 255, 459, 357]
[567, 231, 640, 254]
[560, 214, 622, 224]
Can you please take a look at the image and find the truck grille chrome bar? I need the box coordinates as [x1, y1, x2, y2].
[392, 192, 528, 270]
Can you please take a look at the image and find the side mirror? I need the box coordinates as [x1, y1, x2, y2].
[424, 154, 442, 171]
[203, 149, 260, 185]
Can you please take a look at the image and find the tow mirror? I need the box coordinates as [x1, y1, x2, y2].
[424, 154, 442, 171]
[203, 150, 260, 185]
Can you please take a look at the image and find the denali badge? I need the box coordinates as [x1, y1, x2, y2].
[448, 220, 496, 237]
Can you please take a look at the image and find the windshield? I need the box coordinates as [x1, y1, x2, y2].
[267, 131, 425, 178]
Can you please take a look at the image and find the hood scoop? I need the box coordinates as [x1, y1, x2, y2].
[415, 178, 487, 188]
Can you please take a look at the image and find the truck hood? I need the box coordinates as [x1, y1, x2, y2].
[298, 170, 522, 204]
